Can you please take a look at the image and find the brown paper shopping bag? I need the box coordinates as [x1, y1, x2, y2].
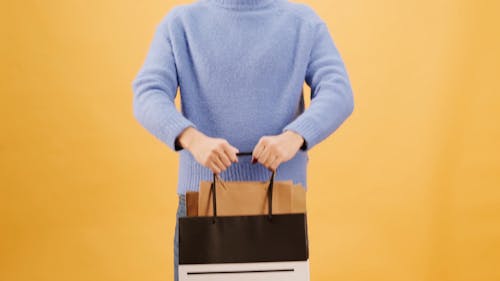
[194, 177, 306, 216]
[185, 151, 307, 217]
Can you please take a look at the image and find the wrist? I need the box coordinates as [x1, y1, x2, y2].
[284, 130, 305, 148]
[178, 126, 203, 151]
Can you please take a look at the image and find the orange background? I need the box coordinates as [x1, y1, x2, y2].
[1, 0, 499, 280]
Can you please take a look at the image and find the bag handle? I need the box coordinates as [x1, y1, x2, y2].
[210, 151, 276, 223]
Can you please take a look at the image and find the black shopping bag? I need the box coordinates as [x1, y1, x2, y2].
[178, 152, 310, 280]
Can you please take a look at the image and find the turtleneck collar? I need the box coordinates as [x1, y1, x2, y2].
[202, 0, 278, 10]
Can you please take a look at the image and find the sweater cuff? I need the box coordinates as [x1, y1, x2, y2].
[159, 111, 197, 152]
[173, 125, 195, 152]
[282, 117, 322, 152]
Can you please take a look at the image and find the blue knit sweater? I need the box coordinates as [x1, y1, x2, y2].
[132, 0, 354, 195]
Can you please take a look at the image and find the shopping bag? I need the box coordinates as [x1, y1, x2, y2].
[178, 152, 310, 280]
[186, 177, 306, 217]
[185, 191, 199, 216]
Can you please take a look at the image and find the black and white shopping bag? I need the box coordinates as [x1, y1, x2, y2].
[178, 162, 310, 281]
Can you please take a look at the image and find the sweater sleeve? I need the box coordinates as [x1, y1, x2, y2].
[132, 11, 197, 152]
[282, 21, 354, 152]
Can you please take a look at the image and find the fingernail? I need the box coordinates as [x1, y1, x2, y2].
[252, 157, 257, 164]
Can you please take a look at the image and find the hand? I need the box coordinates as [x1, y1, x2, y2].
[251, 130, 305, 172]
[177, 127, 239, 175]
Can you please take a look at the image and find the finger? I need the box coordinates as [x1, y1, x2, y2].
[211, 161, 222, 175]
[209, 161, 221, 175]
[217, 148, 232, 168]
[269, 155, 281, 172]
[258, 145, 271, 166]
[211, 153, 227, 172]
[223, 145, 238, 163]
[263, 152, 277, 169]
[233, 146, 240, 162]
[252, 139, 264, 161]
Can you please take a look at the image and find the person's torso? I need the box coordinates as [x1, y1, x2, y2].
[168, 0, 320, 152]
[167, 0, 320, 193]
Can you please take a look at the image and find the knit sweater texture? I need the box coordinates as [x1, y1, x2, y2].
[132, 0, 354, 195]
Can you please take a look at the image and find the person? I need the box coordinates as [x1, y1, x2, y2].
[131, 0, 354, 280]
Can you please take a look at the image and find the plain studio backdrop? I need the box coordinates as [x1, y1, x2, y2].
[1, 0, 499, 280]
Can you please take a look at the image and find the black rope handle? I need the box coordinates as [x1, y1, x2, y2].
[210, 151, 276, 223]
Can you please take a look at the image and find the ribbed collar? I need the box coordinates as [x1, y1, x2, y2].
[203, 0, 278, 10]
